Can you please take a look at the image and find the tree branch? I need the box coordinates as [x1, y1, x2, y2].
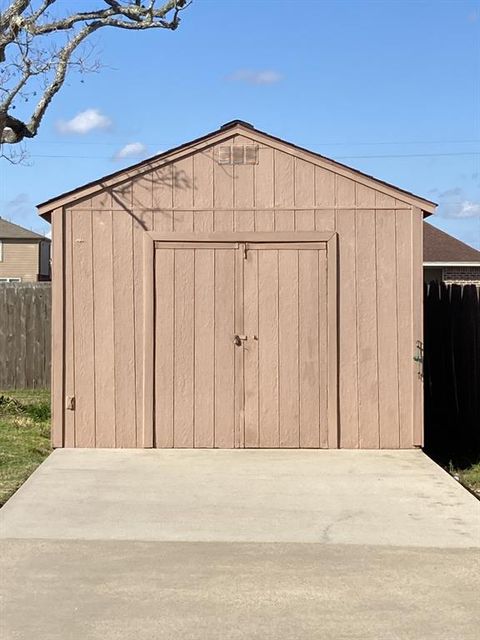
[0, 0, 190, 145]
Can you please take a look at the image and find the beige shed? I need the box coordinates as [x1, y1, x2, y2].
[38, 120, 436, 449]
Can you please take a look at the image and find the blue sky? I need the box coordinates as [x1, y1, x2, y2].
[1, 0, 479, 247]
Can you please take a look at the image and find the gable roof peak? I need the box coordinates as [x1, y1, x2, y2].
[220, 119, 255, 131]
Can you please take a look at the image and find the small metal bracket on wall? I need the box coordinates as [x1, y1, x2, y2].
[66, 396, 76, 411]
[243, 243, 249, 260]
[413, 341, 424, 379]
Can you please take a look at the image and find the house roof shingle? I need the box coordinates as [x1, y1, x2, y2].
[423, 222, 480, 263]
[0, 217, 48, 241]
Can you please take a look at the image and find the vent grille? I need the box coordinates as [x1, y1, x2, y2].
[217, 146, 231, 164]
[232, 146, 244, 165]
[217, 145, 258, 165]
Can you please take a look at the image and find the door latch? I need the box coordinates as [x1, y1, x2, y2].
[66, 396, 76, 411]
[233, 335, 248, 346]
[413, 341, 424, 379]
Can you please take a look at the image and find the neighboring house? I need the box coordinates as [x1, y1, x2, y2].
[424, 222, 480, 286]
[38, 119, 436, 450]
[0, 217, 51, 282]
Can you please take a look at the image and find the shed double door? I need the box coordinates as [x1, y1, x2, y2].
[154, 241, 330, 448]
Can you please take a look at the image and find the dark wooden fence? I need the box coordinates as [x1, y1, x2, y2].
[424, 282, 480, 467]
[0, 283, 51, 389]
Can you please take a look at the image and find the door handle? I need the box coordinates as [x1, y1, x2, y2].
[233, 335, 247, 346]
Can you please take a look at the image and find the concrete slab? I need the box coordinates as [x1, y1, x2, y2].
[1, 449, 479, 547]
[1, 539, 479, 640]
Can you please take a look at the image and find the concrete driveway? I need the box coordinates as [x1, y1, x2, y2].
[1, 449, 479, 639]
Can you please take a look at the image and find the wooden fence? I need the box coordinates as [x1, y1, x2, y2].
[424, 282, 480, 466]
[0, 283, 51, 389]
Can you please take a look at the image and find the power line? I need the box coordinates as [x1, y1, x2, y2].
[37, 138, 480, 147]
[25, 151, 480, 160]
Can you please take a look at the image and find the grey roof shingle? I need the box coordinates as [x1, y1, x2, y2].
[424, 222, 480, 263]
[0, 217, 48, 240]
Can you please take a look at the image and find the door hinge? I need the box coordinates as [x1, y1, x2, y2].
[243, 243, 249, 260]
[66, 395, 76, 411]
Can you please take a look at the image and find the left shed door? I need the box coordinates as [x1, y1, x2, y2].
[154, 242, 240, 447]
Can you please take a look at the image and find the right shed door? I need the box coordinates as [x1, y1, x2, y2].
[241, 243, 330, 448]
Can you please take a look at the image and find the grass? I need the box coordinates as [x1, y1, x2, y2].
[0, 389, 51, 507]
[450, 462, 480, 499]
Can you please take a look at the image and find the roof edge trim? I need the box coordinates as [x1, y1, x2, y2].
[37, 122, 437, 218]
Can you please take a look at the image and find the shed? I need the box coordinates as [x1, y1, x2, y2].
[38, 120, 436, 449]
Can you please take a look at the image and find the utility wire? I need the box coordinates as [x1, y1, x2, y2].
[25, 151, 480, 160]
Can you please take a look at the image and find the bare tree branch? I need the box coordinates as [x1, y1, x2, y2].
[0, 0, 190, 145]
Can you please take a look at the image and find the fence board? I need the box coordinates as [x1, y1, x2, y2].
[0, 283, 51, 389]
[424, 282, 480, 465]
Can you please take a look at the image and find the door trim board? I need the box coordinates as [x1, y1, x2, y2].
[147, 231, 336, 243]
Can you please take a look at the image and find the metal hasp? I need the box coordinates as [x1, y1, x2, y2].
[413, 341, 424, 379]
[233, 335, 248, 346]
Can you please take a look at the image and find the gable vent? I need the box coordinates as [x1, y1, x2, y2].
[217, 145, 258, 165]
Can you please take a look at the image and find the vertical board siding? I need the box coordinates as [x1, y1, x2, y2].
[355, 186, 380, 448]
[255, 145, 275, 231]
[64, 209, 75, 446]
[315, 167, 335, 231]
[173, 250, 195, 446]
[214, 143, 234, 232]
[91, 200, 116, 447]
[194, 248, 215, 446]
[193, 151, 214, 233]
[50, 209, 63, 445]
[278, 250, 299, 446]
[214, 249, 235, 447]
[155, 249, 174, 447]
[234, 135, 255, 232]
[153, 165, 173, 231]
[336, 176, 359, 447]
[274, 150, 294, 231]
[243, 250, 259, 446]
[59, 135, 420, 449]
[412, 208, 424, 446]
[132, 175, 153, 446]
[396, 205, 414, 448]
[258, 250, 280, 446]
[318, 249, 329, 448]
[295, 158, 315, 231]
[71, 207, 95, 447]
[173, 156, 194, 232]
[112, 202, 137, 447]
[375, 193, 400, 448]
[298, 250, 321, 447]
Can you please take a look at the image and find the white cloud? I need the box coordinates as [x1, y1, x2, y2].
[57, 108, 112, 134]
[227, 69, 283, 85]
[114, 142, 148, 160]
[443, 200, 480, 219]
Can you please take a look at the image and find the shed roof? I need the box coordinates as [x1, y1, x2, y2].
[423, 222, 480, 263]
[0, 216, 48, 240]
[37, 120, 437, 219]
